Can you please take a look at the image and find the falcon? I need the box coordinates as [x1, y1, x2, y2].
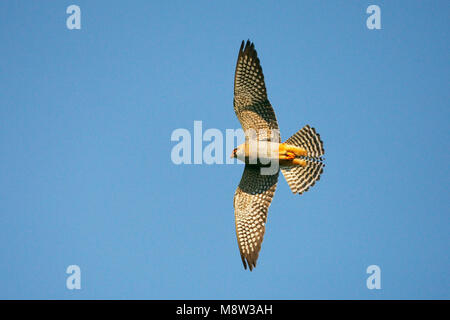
[231, 40, 325, 271]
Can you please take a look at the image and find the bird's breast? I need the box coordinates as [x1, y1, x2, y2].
[238, 141, 281, 164]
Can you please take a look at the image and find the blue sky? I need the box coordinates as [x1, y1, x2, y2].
[0, 1, 449, 299]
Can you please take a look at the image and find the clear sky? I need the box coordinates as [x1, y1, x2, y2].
[0, 1, 448, 299]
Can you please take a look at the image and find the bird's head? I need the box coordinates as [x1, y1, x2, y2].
[230, 145, 245, 159]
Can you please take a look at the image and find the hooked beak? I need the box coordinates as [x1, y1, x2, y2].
[230, 148, 237, 158]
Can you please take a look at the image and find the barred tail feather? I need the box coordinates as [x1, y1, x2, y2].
[282, 125, 325, 194]
[285, 125, 324, 158]
[281, 161, 324, 194]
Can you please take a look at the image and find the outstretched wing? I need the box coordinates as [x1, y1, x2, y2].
[234, 40, 279, 141]
[233, 165, 279, 270]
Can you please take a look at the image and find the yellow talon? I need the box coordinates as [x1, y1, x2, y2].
[292, 158, 307, 167]
[280, 143, 308, 157]
[286, 152, 295, 160]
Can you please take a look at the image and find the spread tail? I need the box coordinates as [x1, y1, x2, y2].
[281, 125, 325, 194]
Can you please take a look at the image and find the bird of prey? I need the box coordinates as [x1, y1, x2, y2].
[231, 40, 325, 271]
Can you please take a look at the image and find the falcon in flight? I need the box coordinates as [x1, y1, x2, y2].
[231, 40, 325, 271]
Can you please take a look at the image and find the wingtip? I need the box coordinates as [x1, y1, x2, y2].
[237, 40, 257, 64]
[240, 39, 254, 50]
[241, 255, 248, 270]
[241, 254, 257, 271]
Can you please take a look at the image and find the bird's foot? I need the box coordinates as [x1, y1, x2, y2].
[285, 152, 295, 160]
